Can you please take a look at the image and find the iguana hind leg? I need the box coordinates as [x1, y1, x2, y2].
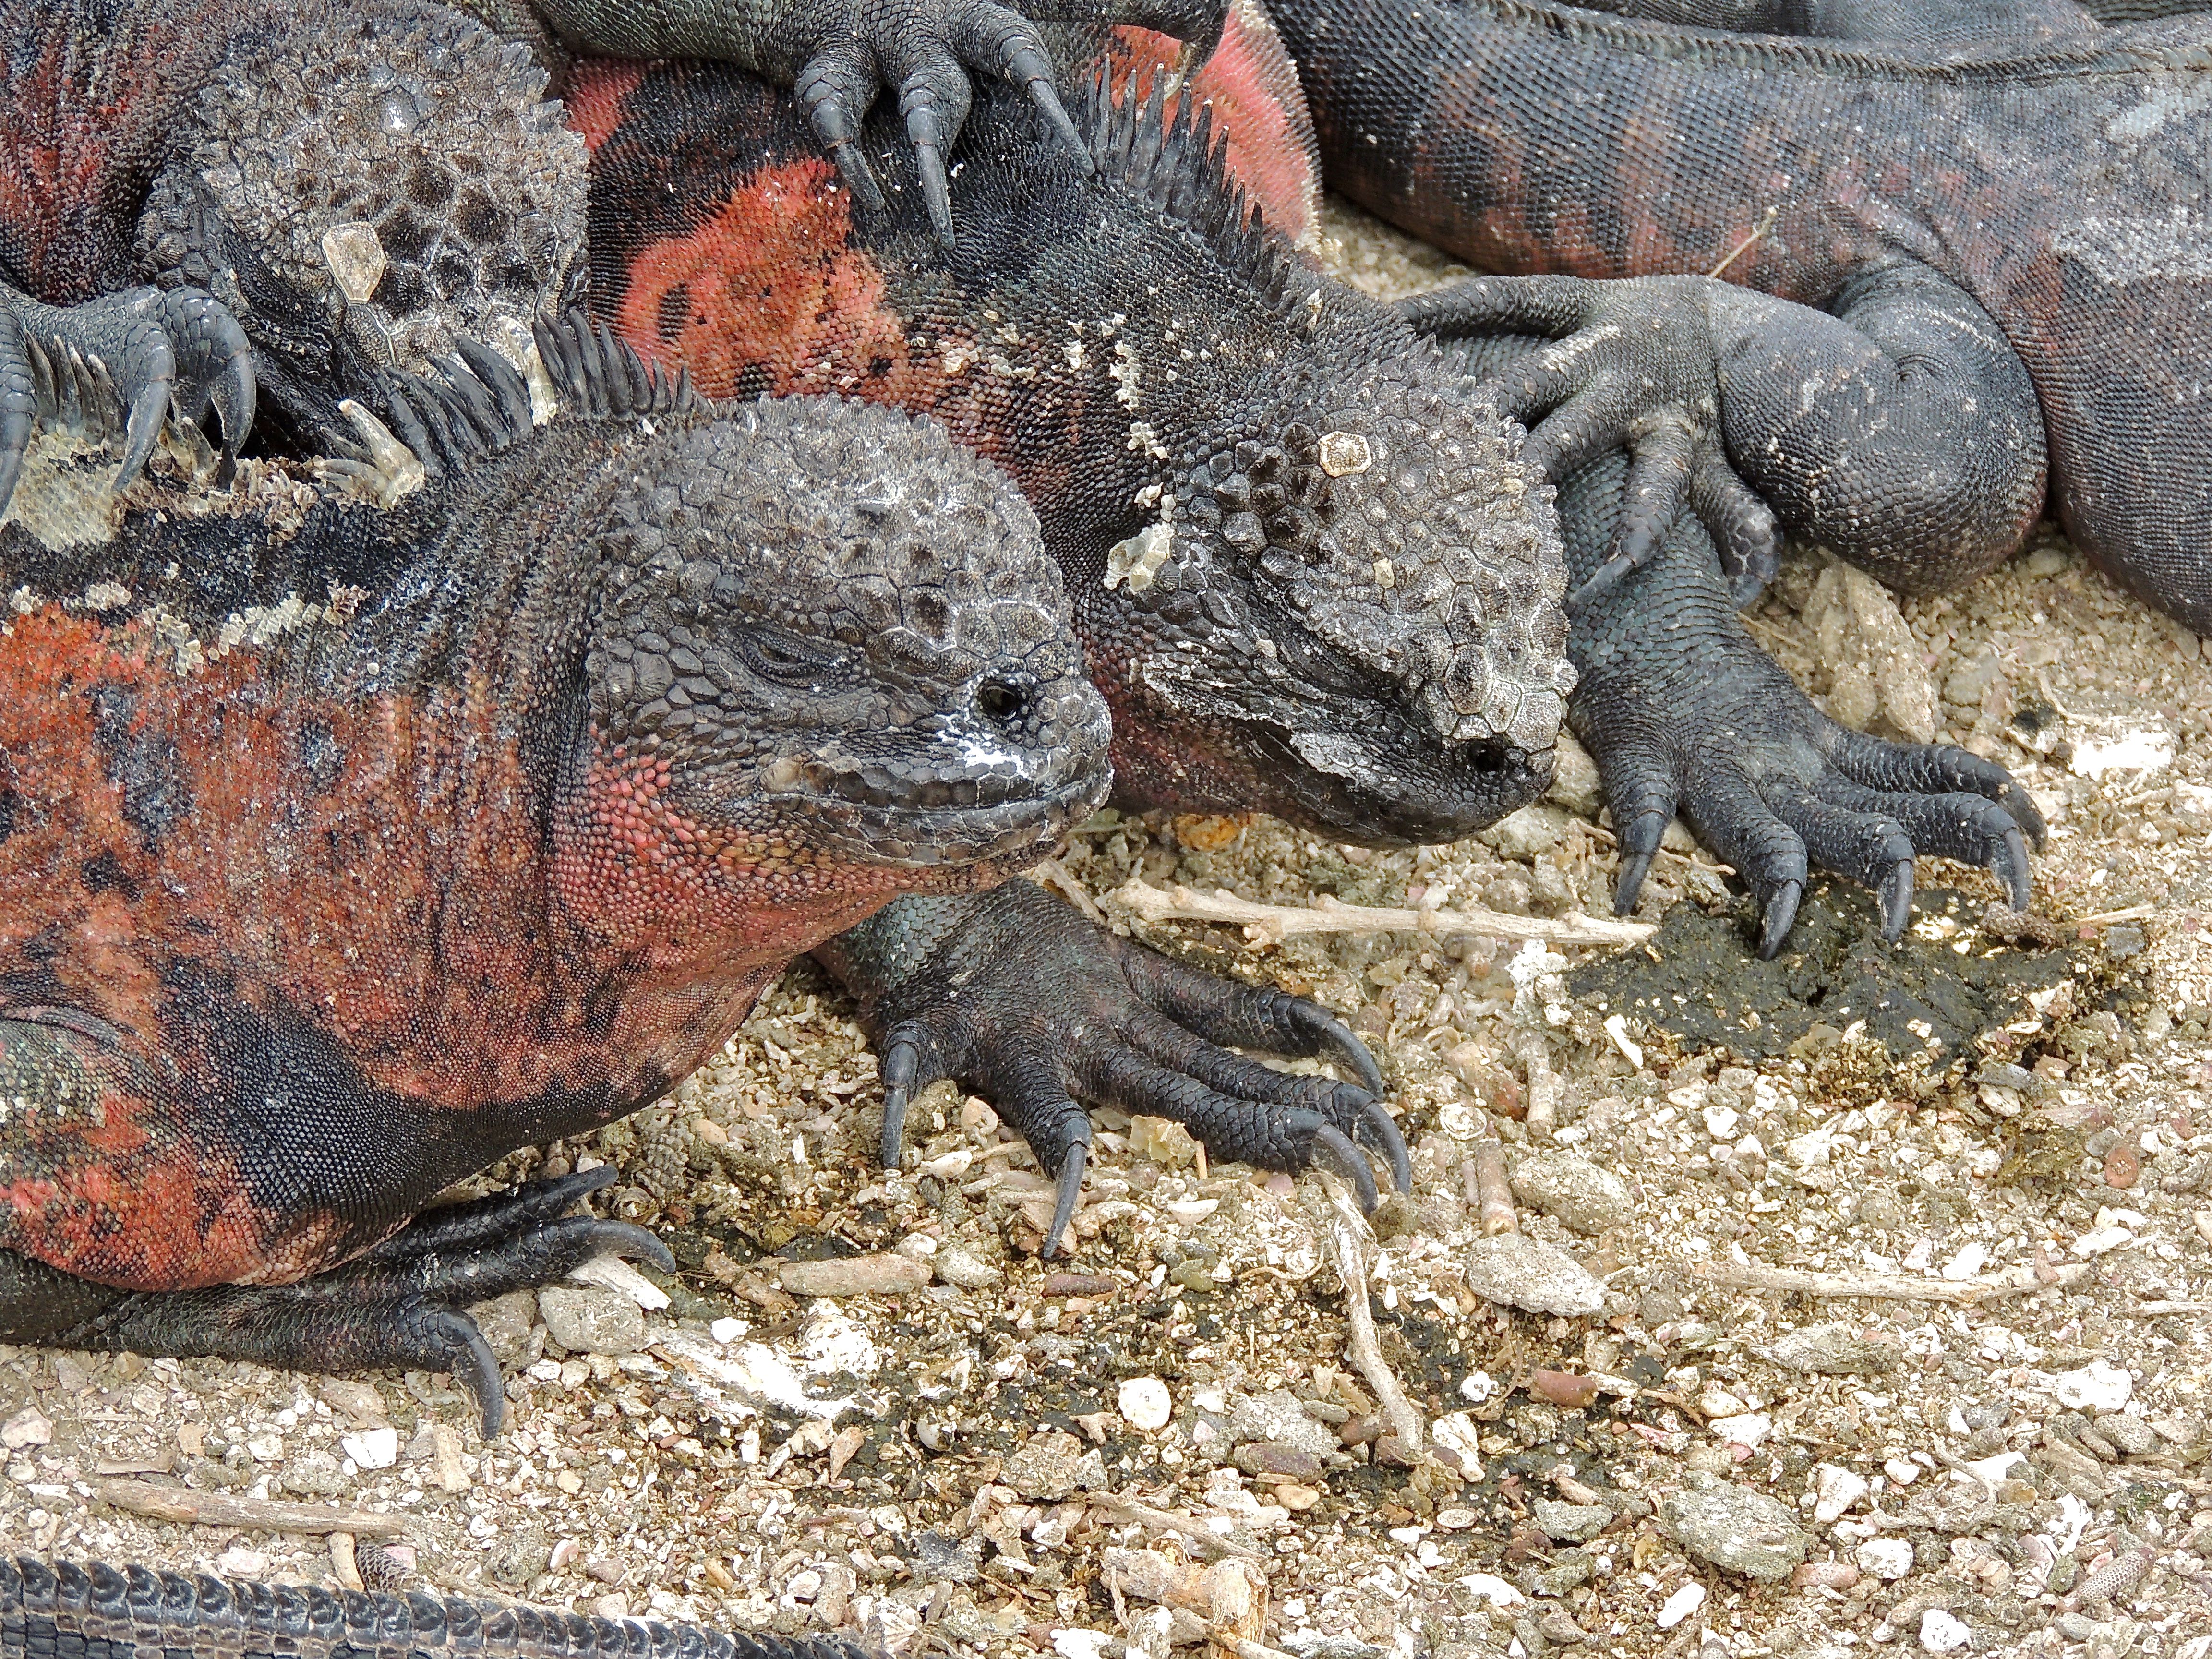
[25, 1169, 670, 1437]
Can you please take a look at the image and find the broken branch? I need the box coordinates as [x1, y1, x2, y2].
[1109, 879, 1654, 949]
[95, 1479, 408, 1538]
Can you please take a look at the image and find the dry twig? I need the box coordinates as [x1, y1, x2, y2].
[1316, 1175, 1424, 1457]
[1110, 878, 1654, 948]
[95, 1479, 407, 1538]
[1087, 1492, 1268, 1561]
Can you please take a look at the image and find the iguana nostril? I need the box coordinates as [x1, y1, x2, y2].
[976, 676, 1032, 728]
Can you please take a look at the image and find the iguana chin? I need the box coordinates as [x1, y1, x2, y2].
[1267, 0, 2212, 637]
[0, 310, 1109, 1431]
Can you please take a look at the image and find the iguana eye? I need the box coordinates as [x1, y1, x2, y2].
[733, 626, 837, 685]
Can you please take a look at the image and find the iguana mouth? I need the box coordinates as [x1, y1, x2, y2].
[794, 766, 1110, 872]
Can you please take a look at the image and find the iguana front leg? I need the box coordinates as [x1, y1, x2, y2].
[1403, 258, 2049, 611]
[530, 0, 1226, 244]
[814, 882, 1407, 1256]
[0, 280, 253, 519]
[1557, 447, 2044, 957]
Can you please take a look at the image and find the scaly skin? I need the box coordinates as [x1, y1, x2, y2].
[0, 1556, 868, 1659]
[0, 314, 1108, 1424]
[574, 55, 1587, 1226]
[0, 0, 1227, 483]
[1268, 0, 2212, 633]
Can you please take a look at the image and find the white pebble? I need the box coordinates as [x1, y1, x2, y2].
[1856, 1539, 1916, 1581]
[1884, 1456, 1921, 1486]
[1119, 1378, 1173, 1431]
[1656, 1583, 1705, 1630]
[709, 1317, 746, 1345]
[0, 1407, 51, 1451]
[1455, 1573, 1523, 1608]
[1813, 1464, 1869, 1525]
[1919, 1609, 1972, 1653]
[341, 1427, 400, 1471]
[2054, 1359, 2133, 1412]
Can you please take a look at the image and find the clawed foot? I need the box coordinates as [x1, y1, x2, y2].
[828, 881, 1405, 1257]
[1403, 274, 1781, 608]
[0, 284, 253, 519]
[48, 1168, 668, 1435]
[1558, 454, 2044, 960]
[792, 0, 1226, 245]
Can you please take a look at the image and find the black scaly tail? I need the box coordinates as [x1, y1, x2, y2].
[0, 1558, 874, 1659]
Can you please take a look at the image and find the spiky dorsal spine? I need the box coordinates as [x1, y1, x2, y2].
[370, 307, 693, 480]
[1081, 68, 1302, 316]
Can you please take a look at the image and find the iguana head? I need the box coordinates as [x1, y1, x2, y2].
[580, 396, 1112, 893]
[135, 0, 586, 447]
[1066, 82, 1574, 845]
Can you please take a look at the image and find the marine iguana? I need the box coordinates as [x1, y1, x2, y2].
[0, 310, 1110, 1428]
[1266, 0, 2212, 632]
[571, 46, 2042, 1235]
[0, 0, 1222, 499]
[0, 1556, 864, 1659]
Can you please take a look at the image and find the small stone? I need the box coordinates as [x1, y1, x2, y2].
[2095, 1411, 2157, 1455]
[1856, 1539, 1916, 1581]
[1532, 1499, 1610, 1542]
[1655, 1583, 1705, 1631]
[0, 1407, 52, 1450]
[1542, 731, 1602, 817]
[1461, 1234, 1605, 1317]
[318, 1381, 388, 1425]
[1455, 1574, 1524, 1608]
[1120, 1378, 1173, 1431]
[1658, 1479, 1810, 1583]
[776, 1253, 930, 1298]
[931, 1243, 1003, 1290]
[570, 1255, 671, 1310]
[1710, 1412, 1773, 1450]
[1884, 1456, 1921, 1486]
[1762, 1324, 1899, 1376]
[245, 1430, 285, 1464]
[1918, 1609, 1972, 1654]
[2054, 1359, 2133, 1412]
[1274, 1481, 1320, 1512]
[341, 1427, 400, 1471]
[470, 1290, 541, 1364]
[1235, 1441, 1323, 1480]
[538, 1286, 645, 1355]
[914, 1530, 980, 1585]
[1812, 1463, 1869, 1525]
[1435, 1507, 1478, 1531]
[591, 1595, 627, 1623]
[213, 1548, 268, 1579]
[709, 1317, 745, 1345]
[1509, 1151, 1634, 1236]
[1004, 1430, 1100, 1501]
[1227, 1389, 1338, 1459]
[1482, 805, 1574, 861]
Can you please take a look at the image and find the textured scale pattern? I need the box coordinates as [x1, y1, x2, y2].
[1270, 0, 2212, 630]
[0, 1557, 871, 1659]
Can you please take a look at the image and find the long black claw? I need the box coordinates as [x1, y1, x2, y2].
[1359, 1098, 1413, 1194]
[1043, 1139, 1088, 1260]
[1994, 827, 2032, 909]
[595, 1221, 678, 1276]
[440, 1311, 506, 1438]
[879, 1029, 926, 1167]
[1028, 79, 1091, 171]
[116, 373, 169, 493]
[1310, 1122, 1381, 1214]
[915, 141, 955, 248]
[1304, 1005, 1385, 1099]
[2004, 786, 2049, 849]
[1877, 860, 1915, 941]
[1756, 880, 1803, 960]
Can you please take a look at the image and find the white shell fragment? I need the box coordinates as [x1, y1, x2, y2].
[1118, 1377, 1173, 1431]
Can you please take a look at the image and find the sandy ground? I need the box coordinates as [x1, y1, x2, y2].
[5, 198, 2211, 1659]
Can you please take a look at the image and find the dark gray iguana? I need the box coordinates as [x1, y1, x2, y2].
[1254, 0, 2204, 940]
[0, 307, 1110, 1430]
